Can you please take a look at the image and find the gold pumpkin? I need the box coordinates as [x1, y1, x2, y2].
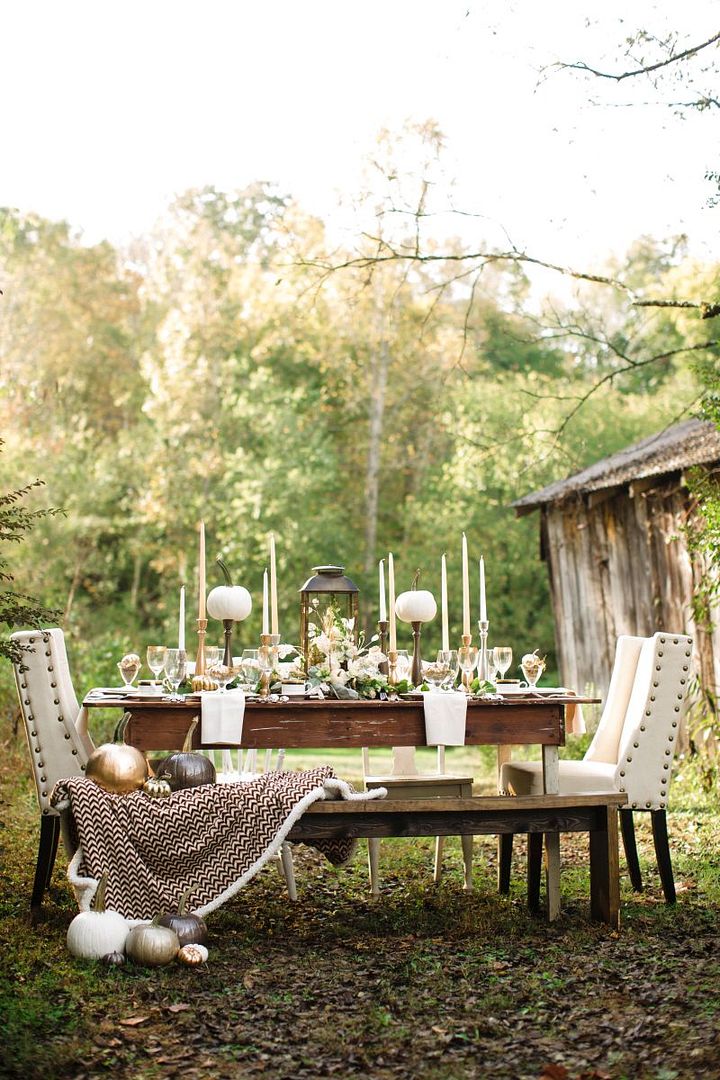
[191, 675, 217, 692]
[85, 712, 148, 794]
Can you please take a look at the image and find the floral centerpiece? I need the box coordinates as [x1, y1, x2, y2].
[305, 602, 408, 698]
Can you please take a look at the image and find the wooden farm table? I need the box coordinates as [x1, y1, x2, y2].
[83, 692, 608, 922]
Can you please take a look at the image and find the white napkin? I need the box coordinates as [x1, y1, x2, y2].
[200, 689, 246, 746]
[423, 691, 468, 746]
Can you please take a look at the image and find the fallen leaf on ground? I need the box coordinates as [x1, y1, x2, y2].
[167, 1003, 191, 1014]
[119, 1016, 150, 1027]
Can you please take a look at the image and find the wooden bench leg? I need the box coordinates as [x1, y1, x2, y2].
[527, 832, 543, 912]
[589, 804, 620, 929]
[498, 833, 513, 894]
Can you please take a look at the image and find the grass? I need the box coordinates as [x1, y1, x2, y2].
[1, 714, 720, 1080]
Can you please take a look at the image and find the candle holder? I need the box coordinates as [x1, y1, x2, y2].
[377, 620, 389, 674]
[459, 632, 473, 691]
[387, 649, 399, 694]
[221, 619, 234, 668]
[477, 619, 490, 683]
[410, 621, 424, 687]
[195, 618, 208, 675]
[258, 633, 281, 699]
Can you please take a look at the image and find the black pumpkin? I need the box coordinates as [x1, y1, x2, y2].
[158, 887, 208, 946]
[159, 718, 215, 791]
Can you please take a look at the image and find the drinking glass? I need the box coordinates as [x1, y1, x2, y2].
[521, 653, 546, 689]
[206, 659, 236, 693]
[204, 646, 223, 688]
[164, 649, 187, 700]
[494, 647, 513, 680]
[487, 647, 501, 681]
[436, 649, 459, 690]
[239, 649, 259, 692]
[117, 654, 141, 690]
[458, 646, 478, 690]
[394, 649, 411, 682]
[146, 645, 167, 686]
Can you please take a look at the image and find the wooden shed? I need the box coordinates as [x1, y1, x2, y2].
[513, 419, 720, 706]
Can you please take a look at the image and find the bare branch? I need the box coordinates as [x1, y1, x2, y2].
[555, 30, 720, 83]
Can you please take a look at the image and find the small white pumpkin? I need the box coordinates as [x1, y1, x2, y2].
[206, 558, 252, 622]
[395, 569, 437, 624]
[67, 874, 130, 960]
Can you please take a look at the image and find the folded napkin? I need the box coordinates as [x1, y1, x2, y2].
[561, 689, 586, 736]
[201, 689, 246, 746]
[423, 691, 468, 746]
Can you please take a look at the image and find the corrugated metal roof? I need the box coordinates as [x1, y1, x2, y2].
[513, 418, 720, 512]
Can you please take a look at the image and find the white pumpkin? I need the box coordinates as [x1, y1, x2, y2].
[67, 874, 130, 959]
[207, 557, 253, 621]
[395, 589, 437, 624]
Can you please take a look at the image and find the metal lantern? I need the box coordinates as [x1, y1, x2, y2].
[299, 565, 360, 670]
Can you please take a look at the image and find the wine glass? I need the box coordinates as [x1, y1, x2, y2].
[394, 649, 411, 683]
[494, 646, 513, 681]
[146, 646, 167, 689]
[239, 649, 259, 692]
[164, 649, 187, 701]
[206, 659, 236, 693]
[117, 653, 141, 691]
[436, 649, 459, 690]
[521, 652, 546, 689]
[204, 646, 223, 688]
[487, 648, 500, 681]
[458, 646, 478, 691]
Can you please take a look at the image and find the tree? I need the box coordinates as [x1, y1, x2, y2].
[0, 441, 61, 662]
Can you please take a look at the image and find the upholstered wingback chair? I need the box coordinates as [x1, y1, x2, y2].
[11, 628, 93, 918]
[500, 632, 693, 903]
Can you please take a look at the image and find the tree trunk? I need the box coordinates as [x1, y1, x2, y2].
[130, 550, 142, 611]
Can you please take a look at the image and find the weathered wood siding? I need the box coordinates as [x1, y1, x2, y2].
[541, 474, 717, 713]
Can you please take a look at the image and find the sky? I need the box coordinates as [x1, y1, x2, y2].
[1, 0, 717, 271]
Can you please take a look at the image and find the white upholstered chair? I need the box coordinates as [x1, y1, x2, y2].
[362, 745, 474, 894]
[499, 632, 693, 903]
[11, 628, 94, 919]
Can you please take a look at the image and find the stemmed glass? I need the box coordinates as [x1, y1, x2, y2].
[521, 652, 546, 689]
[164, 648, 187, 701]
[206, 659, 237, 693]
[146, 646, 167, 690]
[395, 650, 411, 683]
[239, 649, 259, 692]
[117, 654, 141, 691]
[494, 647, 513, 681]
[436, 649, 459, 690]
[204, 647, 223, 689]
[487, 648, 500, 682]
[458, 646, 478, 691]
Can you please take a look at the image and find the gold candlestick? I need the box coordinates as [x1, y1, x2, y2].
[387, 648, 399, 695]
[460, 632, 472, 692]
[259, 633, 281, 699]
[195, 618, 208, 675]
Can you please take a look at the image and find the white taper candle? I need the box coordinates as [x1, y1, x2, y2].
[388, 552, 396, 652]
[462, 532, 470, 637]
[269, 533, 279, 636]
[441, 554, 449, 652]
[379, 559, 387, 622]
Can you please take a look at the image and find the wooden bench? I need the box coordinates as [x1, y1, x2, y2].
[288, 792, 627, 928]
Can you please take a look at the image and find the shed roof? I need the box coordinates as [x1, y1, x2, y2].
[513, 418, 720, 514]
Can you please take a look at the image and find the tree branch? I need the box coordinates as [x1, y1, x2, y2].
[556, 30, 720, 83]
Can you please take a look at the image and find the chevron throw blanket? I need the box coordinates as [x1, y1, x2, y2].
[51, 767, 384, 920]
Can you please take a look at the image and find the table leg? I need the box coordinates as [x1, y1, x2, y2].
[542, 745, 561, 921]
[590, 804, 620, 928]
[496, 745, 513, 892]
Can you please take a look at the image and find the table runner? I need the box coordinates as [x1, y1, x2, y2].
[52, 767, 385, 920]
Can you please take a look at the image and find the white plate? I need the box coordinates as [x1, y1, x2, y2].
[499, 685, 566, 696]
